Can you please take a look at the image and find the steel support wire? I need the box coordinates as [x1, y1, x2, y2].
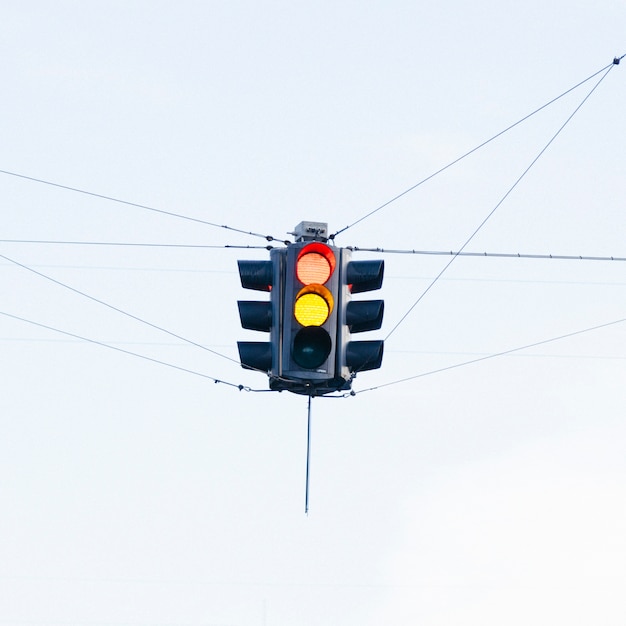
[0, 168, 289, 244]
[0, 310, 270, 392]
[0, 251, 245, 367]
[349, 247, 626, 263]
[332, 55, 623, 240]
[383, 62, 616, 344]
[354, 316, 626, 395]
[0, 239, 279, 250]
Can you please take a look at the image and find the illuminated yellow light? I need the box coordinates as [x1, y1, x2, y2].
[294, 285, 334, 326]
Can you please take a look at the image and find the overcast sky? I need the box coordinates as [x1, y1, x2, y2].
[1, 2, 625, 625]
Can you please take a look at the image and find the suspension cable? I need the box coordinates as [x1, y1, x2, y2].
[331, 55, 623, 240]
[0, 169, 289, 244]
[355, 316, 626, 395]
[0, 310, 275, 392]
[383, 62, 616, 343]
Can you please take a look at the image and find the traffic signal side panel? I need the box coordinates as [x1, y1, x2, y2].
[336, 249, 385, 381]
[236, 252, 282, 375]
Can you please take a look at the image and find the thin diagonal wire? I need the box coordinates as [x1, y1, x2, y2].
[331, 58, 618, 239]
[355, 316, 626, 395]
[0, 168, 283, 242]
[1, 250, 290, 384]
[2, 247, 296, 384]
[0, 251, 243, 367]
[384, 63, 615, 343]
[0, 310, 248, 390]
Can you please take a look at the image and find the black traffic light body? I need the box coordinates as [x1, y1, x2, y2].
[272, 241, 346, 395]
[237, 236, 384, 396]
[236, 252, 282, 375]
[336, 252, 385, 379]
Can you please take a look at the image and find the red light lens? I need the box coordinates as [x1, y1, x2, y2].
[296, 243, 336, 285]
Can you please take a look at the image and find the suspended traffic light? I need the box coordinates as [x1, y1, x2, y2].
[236, 221, 384, 395]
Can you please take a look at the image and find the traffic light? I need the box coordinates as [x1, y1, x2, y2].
[236, 221, 384, 395]
[236, 256, 277, 373]
[278, 240, 344, 394]
[337, 251, 385, 377]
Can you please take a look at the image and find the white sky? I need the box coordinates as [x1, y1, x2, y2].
[1, 2, 625, 625]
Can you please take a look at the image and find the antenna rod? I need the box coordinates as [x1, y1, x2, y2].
[305, 395, 313, 514]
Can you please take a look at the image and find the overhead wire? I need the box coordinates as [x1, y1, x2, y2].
[0, 243, 302, 388]
[331, 55, 624, 240]
[353, 316, 626, 395]
[349, 246, 626, 263]
[0, 239, 278, 250]
[0, 169, 290, 244]
[1, 250, 315, 387]
[0, 249, 290, 382]
[0, 250, 245, 367]
[4, 240, 624, 262]
[383, 61, 616, 343]
[0, 310, 272, 392]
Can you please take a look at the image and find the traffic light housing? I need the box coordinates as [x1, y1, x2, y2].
[276, 240, 343, 394]
[236, 222, 384, 395]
